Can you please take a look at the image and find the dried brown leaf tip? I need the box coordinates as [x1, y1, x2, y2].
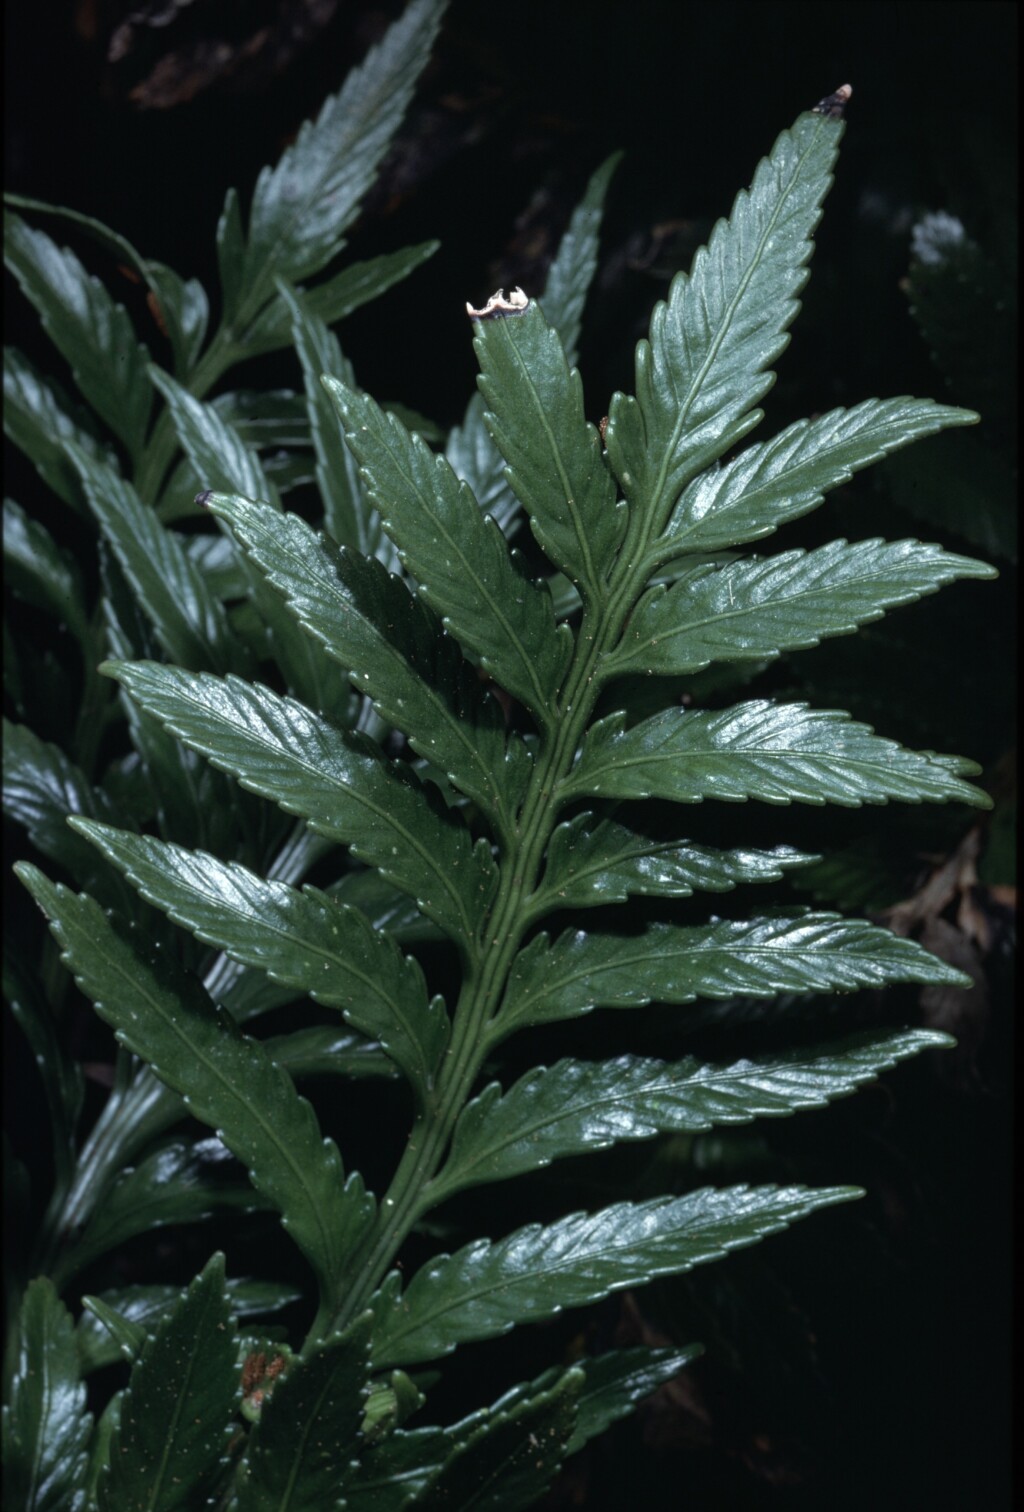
[466, 287, 530, 320]
[813, 83, 853, 119]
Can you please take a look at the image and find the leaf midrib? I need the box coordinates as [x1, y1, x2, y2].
[498, 325, 601, 597]
[644, 117, 826, 527]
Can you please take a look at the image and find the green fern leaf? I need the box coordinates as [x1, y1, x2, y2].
[4, 951, 84, 1189]
[276, 281, 393, 562]
[76, 1280, 302, 1376]
[241, 243, 439, 360]
[370, 1185, 858, 1367]
[606, 537, 996, 678]
[2, 1278, 91, 1512]
[3, 347, 109, 511]
[446, 154, 618, 535]
[535, 813, 815, 913]
[103, 661, 496, 945]
[323, 380, 571, 722]
[648, 398, 977, 565]
[81, 1297, 147, 1366]
[72, 820, 447, 1099]
[66, 1137, 270, 1285]
[606, 109, 845, 527]
[263, 1026, 399, 1084]
[500, 914, 968, 1033]
[238, 0, 446, 317]
[3, 211, 152, 461]
[235, 1316, 371, 1512]
[563, 700, 991, 808]
[149, 366, 271, 504]
[95, 1256, 237, 1512]
[153, 370, 383, 726]
[536, 153, 621, 369]
[2, 719, 138, 913]
[407, 1368, 581, 1511]
[2, 191, 209, 378]
[342, 1428, 452, 1512]
[435, 1029, 952, 1195]
[207, 490, 530, 833]
[474, 301, 625, 605]
[17, 867, 372, 1303]
[65, 445, 246, 676]
[489, 1345, 701, 1458]
[4, 499, 87, 640]
[99, 550, 249, 854]
[216, 186, 245, 323]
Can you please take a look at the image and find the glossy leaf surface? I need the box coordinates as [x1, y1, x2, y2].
[207, 491, 528, 830]
[66, 1137, 270, 1283]
[2, 1279, 90, 1512]
[536, 153, 621, 369]
[276, 282, 390, 562]
[2, 192, 209, 378]
[96, 1256, 237, 1512]
[474, 302, 623, 603]
[650, 398, 977, 563]
[447, 158, 616, 540]
[500, 914, 969, 1032]
[607, 537, 996, 678]
[18, 868, 371, 1302]
[371, 1185, 858, 1367]
[104, 660, 494, 945]
[3, 347, 107, 510]
[240, 0, 445, 308]
[437, 1029, 952, 1194]
[2, 719, 138, 912]
[3, 211, 152, 460]
[76, 1280, 302, 1375]
[3, 952, 84, 1188]
[242, 242, 439, 359]
[490, 1345, 702, 1457]
[564, 700, 990, 808]
[235, 1317, 371, 1512]
[606, 110, 841, 519]
[408, 1369, 581, 1510]
[536, 814, 815, 913]
[3, 499, 87, 636]
[67, 445, 244, 676]
[74, 821, 446, 1097]
[325, 379, 571, 721]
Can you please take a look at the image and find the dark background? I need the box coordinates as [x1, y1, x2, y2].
[5, 3, 1016, 1509]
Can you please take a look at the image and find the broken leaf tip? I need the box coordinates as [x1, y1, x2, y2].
[813, 83, 853, 118]
[466, 287, 530, 320]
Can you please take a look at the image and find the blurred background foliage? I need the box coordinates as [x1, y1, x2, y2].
[5, 3, 1014, 1508]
